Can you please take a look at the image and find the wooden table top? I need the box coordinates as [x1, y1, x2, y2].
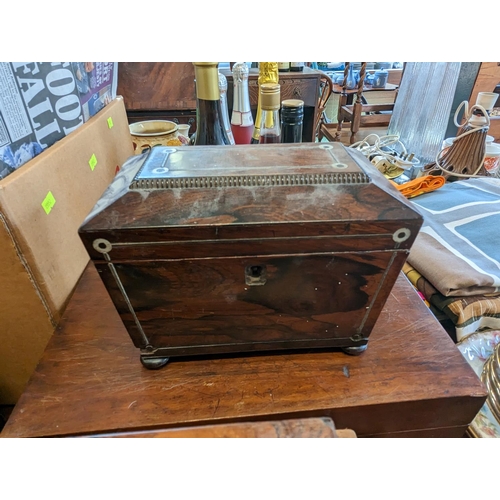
[1, 263, 486, 438]
[91, 417, 354, 438]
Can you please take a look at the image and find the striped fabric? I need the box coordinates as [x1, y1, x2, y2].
[408, 178, 500, 297]
[403, 262, 500, 342]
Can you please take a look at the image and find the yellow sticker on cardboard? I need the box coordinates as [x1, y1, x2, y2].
[107, 117, 114, 129]
[89, 154, 97, 171]
[42, 191, 56, 214]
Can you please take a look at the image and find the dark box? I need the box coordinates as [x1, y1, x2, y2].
[79, 143, 423, 368]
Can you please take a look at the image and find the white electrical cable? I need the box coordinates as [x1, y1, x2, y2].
[350, 133, 419, 170]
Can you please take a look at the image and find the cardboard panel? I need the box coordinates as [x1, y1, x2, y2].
[0, 96, 134, 323]
[0, 96, 134, 404]
[0, 220, 55, 403]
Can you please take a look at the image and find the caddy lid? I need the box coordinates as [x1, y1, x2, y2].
[80, 143, 422, 237]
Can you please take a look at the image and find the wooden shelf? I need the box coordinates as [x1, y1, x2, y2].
[468, 62, 500, 141]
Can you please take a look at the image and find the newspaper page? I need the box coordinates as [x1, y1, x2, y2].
[71, 62, 118, 122]
[0, 62, 117, 180]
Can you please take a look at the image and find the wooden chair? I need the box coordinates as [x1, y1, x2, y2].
[320, 62, 398, 144]
[314, 71, 334, 141]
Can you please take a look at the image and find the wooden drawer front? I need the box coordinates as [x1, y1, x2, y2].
[96, 250, 395, 351]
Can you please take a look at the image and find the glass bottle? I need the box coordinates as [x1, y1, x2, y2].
[218, 71, 235, 145]
[230, 62, 254, 144]
[278, 62, 290, 72]
[258, 83, 281, 144]
[192, 62, 232, 146]
[290, 62, 304, 72]
[345, 63, 357, 90]
[281, 99, 304, 143]
[251, 62, 279, 144]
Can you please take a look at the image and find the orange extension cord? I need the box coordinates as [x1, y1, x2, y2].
[390, 175, 446, 199]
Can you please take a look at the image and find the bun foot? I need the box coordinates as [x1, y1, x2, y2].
[342, 345, 368, 356]
[140, 356, 170, 370]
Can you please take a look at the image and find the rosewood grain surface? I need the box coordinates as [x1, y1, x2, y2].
[93, 251, 408, 355]
[80, 144, 422, 237]
[1, 263, 486, 438]
[78, 144, 423, 359]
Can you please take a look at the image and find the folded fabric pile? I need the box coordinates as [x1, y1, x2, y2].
[404, 177, 500, 341]
[408, 178, 500, 297]
[403, 262, 500, 341]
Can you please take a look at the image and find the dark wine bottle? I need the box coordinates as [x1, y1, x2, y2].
[258, 83, 281, 145]
[290, 62, 304, 72]
[259, 133, 281, 143]
[192, 62, 232, 146]
[281, 99, 304, 143]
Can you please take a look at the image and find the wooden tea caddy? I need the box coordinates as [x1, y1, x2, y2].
[79, 143, 423, 369]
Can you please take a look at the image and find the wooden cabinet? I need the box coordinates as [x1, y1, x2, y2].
[221, 66, 321, 143]
[117, 62, 197, 131]
[117, 63, 322, 142]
